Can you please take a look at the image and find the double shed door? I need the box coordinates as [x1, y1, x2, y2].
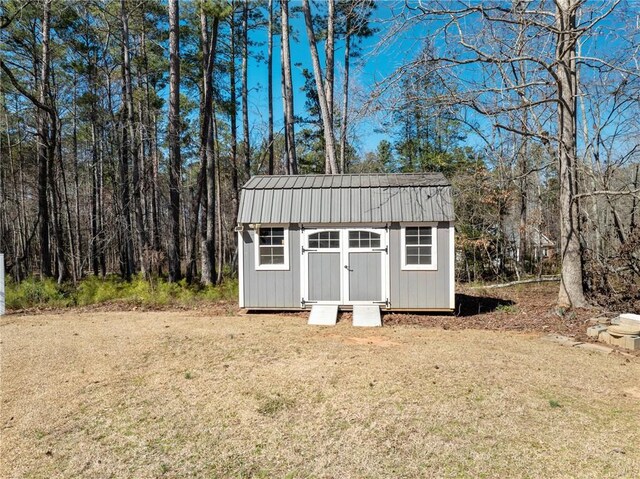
[302, 227, 387, 306]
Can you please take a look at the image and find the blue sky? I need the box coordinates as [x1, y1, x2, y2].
[240, 0, 640, 161]
[245, 1, 412, 155]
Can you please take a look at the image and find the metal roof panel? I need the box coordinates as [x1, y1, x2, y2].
[237, 174, 453, 224]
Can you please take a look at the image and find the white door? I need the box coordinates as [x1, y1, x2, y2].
[301, 229, 342, 305]
[344, 229, 387, 305]
[301, 228, 388, 307]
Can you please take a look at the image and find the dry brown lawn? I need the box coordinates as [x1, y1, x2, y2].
[1, 311, 639, 478]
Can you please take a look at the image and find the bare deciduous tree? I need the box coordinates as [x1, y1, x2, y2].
[302, 0, 338, 174]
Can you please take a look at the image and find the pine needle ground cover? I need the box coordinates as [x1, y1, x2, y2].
[1, 311, 639, 478]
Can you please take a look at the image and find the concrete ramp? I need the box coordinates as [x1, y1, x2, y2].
[352, 305, 382, 327]
[308, 305, 338, 326]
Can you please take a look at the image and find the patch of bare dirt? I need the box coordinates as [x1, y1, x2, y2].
[322, 334, 401, 347]
[624, 387, 640, 400]
[383, 283, 611, 344]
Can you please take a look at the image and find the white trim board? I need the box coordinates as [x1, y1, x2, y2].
[237, 231, 244, 308]
[253, 225, 290, 271]
[449, 222, 455, 310]
[400, 223, 438, 271]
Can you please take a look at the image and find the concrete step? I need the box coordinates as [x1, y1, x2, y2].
[352, 305, 382, 327]
[308, 304, 338, 326]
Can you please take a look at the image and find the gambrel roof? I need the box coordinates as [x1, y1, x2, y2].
[238, 173, 454, 224]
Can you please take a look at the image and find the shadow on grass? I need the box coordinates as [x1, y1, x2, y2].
[455, 293, 515, 317]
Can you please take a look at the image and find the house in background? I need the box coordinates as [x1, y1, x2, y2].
[534, 230, 556, 260]
[237, 173, 454, 313]
[507, 225, 557, 262]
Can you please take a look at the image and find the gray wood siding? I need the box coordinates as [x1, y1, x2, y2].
[242, 228, 300, 308]
[308, 252, 341, 301]
[389, 222, 452, 309]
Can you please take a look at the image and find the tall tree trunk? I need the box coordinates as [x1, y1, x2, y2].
[206, 109, 218, 283]
[230, 3, 239, 213]
[140, 24, 161, 264]
[186, 168, 205, 283]
[339, 16, 351, 174]
[518, 119, 528, 273]
[48, 166, 63, 282]
[242, 0, 250, 179]
[118, 122, 134, 278]
[56, 121, 76, 283]
[47, 6, 66, 282]
[302, 0, 338, 175]
[281, 0, 297, 174]
[88, 48, 105, 277]
[91, 122, 100, 276]
[187, 10, 215, 284]
[630, 165, 639, 234]
[121, 0, 149, 278]
[72, 74, 82, 279]
[324, 0, 335, 173]
[37, 0, 52, 278]
[280, 32, 289, 173]
[200, 9, 220, 286]
[117, 4, 135, 281]
[556, 0, 587, 308]
[267, 0, 274, 174]
[213, 108, 224, 284]
[168, 0, 182, 281]
[150, 111, 161, 256]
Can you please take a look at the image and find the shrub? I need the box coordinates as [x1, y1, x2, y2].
[5, 274, 238, 311]
[5, 278, 71, 310]
[76, 275, 123, 306]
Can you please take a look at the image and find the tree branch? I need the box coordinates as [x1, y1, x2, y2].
[0, 59, 54, 114]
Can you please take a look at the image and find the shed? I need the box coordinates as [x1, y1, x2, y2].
[237, 173, 455, 311]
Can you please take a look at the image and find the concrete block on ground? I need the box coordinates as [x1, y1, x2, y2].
[612, 336, 626, 347]
[620, 335, 640, 351]
[543, 334, 582, 347]
[587, 325, 608, 338]
[575, 343, 613, 354]
[599, 331, 613, 345]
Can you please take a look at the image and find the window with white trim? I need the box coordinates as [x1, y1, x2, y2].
[401, 225, 437, 270]
[309, 231, 339, 249]
[256, 227, 288, 269]
[348, 230, 381, 248]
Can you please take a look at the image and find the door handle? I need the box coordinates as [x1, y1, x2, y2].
[344, 265, 353, 271]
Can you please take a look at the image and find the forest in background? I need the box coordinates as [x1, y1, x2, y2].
[0, 0, 639, 310]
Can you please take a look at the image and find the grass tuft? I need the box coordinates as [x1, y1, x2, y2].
[495, 303, 517, 313]
[257, 394, 295, 417]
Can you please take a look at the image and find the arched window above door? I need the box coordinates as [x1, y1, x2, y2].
[348, 231, 381, 248]
[308, 231, 340, 249]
